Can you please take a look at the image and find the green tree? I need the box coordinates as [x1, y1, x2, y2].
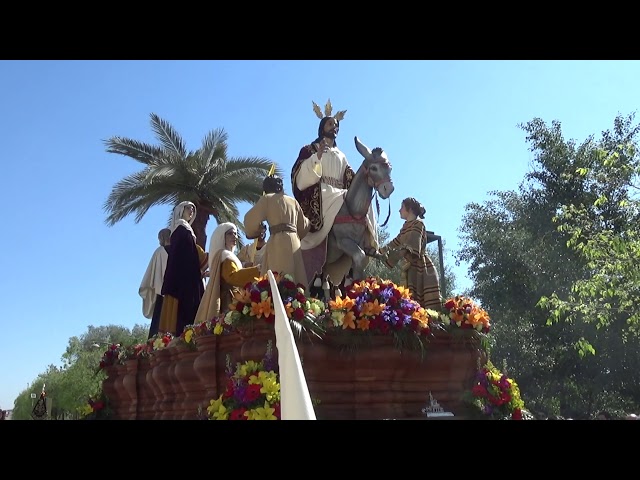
[456, 113, 640, 418]
[10, 324, 148, 420]
[103, 113, 280, 248]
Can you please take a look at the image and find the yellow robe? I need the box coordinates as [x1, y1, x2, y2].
[194, 252, 260, 324]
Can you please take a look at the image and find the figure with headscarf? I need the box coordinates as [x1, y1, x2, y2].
[379, 197, 441, 310]
[237, 222, 268, 268]
[194, 222, 261, 324]
[244, 174, 310, 285]
[158, 201, 208, 336]
[290, 100, 378, 286]
[139, 227, 171, 339]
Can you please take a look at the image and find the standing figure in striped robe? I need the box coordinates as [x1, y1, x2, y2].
[380, 197, 442, 310]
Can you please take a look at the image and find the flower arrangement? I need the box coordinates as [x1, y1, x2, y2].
[194, 318, 232, 338]
[319, 276, 432, 350]
[467, 360, 525, 420]
[79, 391, 112, 420]
[177, 325, 198, 350]
[97, 343, 123, 370]
[221, 272, 325, 337]
[149, 332, 174, 351]
[206, 340, 281, 420]
[439, 296, 491, 333]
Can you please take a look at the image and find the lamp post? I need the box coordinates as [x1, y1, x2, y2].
[426, 231, 446, 299]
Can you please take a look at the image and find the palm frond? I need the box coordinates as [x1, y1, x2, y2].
[150, 113, 187, 159]
[104, 137, 166, 165]
[198, 128, 229, 165]
[104, 170, 190, 225]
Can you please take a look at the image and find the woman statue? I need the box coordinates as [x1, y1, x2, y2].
[380, 197, 442, 310]
[158, 201, 208, 336]
[194, 222, 261, 324]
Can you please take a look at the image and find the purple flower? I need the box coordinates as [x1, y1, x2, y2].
[233, 383, 247, 402]
[382, 308, 400, 325]
[379, 287, 394, 303]
[483, 404, 493, 415]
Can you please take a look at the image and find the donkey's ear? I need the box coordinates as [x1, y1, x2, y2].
[354, 136, 372, 159]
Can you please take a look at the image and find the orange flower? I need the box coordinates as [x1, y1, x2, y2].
[251, 298, 274, 319]
[395, 285, 411, 298]
[342, 311, 356, 329]
[360, 299, 386, 317]
[329, 296, 355, 311]
[356, 318, 371, 331]
[285, 302, 294, 319]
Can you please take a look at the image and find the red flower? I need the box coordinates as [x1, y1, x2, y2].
[244, 384, 262, 402]
[250, 290, 262, 303]
[230, 407, 248, 420]
[512, 408, 522, 420]
[273, 402, 281, 419]
[444, 299, 456, 310]
[92, 401, 105, 412]
[235, 302, 245, 312]
[472, 384, 488, 398]
[293, 308, 305, 320]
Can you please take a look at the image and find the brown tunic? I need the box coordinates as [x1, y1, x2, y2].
[244, 192, 310, 285]
[381, 219, 441, 310]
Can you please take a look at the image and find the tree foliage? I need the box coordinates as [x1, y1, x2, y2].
[10, 324, 147, 420]
[456, 113, 640, 418]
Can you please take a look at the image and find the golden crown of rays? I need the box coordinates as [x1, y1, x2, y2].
[312, 98, 346, 121]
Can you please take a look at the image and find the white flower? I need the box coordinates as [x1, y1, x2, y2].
[331, 310, 344, 327]
[260, 290, 269, 301]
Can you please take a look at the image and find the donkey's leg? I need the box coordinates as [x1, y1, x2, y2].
[335, 236, 367, 282]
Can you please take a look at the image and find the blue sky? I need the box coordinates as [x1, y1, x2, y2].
[1, 59, 639, 410]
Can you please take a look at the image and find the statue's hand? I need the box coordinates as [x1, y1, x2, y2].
[365, 247, 385, 260]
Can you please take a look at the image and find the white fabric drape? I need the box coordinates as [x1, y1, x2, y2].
[268, 270, 316, 420]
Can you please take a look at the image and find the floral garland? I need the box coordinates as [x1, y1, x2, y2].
[319, 277, 432, 347]
[206, 341, 281, 420]
[439, 296, 491, 333]
[221, 273, 325, 336]
[467, 360, 525, 420]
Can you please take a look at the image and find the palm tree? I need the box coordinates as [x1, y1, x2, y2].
[103, 113, 281, 248]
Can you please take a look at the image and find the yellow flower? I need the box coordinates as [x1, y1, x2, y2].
[395, 285, 411, 298]
[207, 396, 228, 420]
[184, 329, 194, 343]
[239, 361, 261, 378]
[213, 323, 223, 335]
[246, 401, 277, 420]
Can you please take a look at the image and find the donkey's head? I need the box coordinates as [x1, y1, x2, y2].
[354, 136, 395, 199]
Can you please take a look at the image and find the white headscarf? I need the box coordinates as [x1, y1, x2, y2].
[171, 201, 197, 240]
[208, 222, 242, 273]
